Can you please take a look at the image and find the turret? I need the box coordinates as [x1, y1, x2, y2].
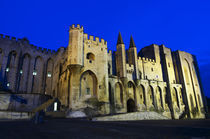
[67, 24, 84, 66]
[115, 32, 127, 77]
[128, 35, 139, 79]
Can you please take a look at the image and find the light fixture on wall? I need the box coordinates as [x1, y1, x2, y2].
[20, 70, 23, 74]
[6, 67, 9, 72]
[47, 72, 52, 77]
[33, 71, 37, 76]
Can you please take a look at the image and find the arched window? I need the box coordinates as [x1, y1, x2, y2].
[86, 53, 95, 61]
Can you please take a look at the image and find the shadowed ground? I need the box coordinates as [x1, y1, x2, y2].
[0, 119, 210, 139]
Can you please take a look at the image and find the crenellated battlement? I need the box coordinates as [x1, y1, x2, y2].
[83, 33, 107, 45]
[138, 56, 156, 64]
[126, 63, 134, 73]
[70, 24, 84, 30]
[0, 34, 56, 55]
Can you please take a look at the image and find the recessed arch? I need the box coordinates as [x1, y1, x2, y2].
[139, 84, 146, 105]
[115, 82, 123, 106]
[45, 58, 54, 95]
[32, 56, 44, 93]
[148, 85, 155, 108]
[127, 81, 136, 102]
[5, 50, 18, 90]
[18, 53, 31, 93]
[157, 86, 163, 109]
[172, 87, 179, 109]
[79, 70, 97, 98]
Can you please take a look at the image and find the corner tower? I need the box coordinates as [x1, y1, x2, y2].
[67, 24, 84, 66]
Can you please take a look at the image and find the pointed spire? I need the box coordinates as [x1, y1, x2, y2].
[129, 35, 136, 48]
[117, 32, 124, 45]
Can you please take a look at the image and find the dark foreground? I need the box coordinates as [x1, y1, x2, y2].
[0, 118, 210, 139]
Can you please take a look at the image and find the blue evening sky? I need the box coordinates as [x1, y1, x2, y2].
[1, 0, 210, 97]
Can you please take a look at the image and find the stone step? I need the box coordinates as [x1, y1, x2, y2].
[45, 111, 66, 118]
[93, 111, 169, 121]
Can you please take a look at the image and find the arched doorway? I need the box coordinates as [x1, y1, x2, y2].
[127, 99, 136, 112]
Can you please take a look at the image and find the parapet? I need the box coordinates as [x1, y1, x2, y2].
[138, 56, 156, 64]
[70, 24, 84, 30]
[0, 34, 56, 55]
[83, 33, 107, 45]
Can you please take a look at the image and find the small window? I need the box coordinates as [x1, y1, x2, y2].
[86, 88, 90, 95]
[101, 48, 103, 51]
[168, 63, 170, 67]
[151, 68, 153, 71]
[86, 53, 95, 61]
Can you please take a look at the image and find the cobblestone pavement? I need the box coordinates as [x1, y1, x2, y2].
[0, 118, 210, 139]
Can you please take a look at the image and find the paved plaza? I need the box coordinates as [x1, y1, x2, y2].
[0, 118, 210, 138]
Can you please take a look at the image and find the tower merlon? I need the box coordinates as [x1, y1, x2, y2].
[70, 24, 84, 30]
[89, 35, 94, 41]
[95, 37, 99, 43]
[84, 33, 88, 40]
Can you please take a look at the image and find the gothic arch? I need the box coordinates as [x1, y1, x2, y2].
[32, 56, 44, 93]
[127, 81, 136, 102]
[148, 85, 155, 108]
[79, 70, 97, 98]
[172, 87, 179, 109]
[115, 82, 123, 106]
[139, 84, 146, 105]
[5, 50, 18, 90]
[45, 58, 54, 95]
[157, 86, 163, 109]
[18, 53, 31, 93]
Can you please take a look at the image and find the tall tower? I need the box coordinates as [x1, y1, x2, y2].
[67, 24, 84, 66]
[115, 32, 127, 78]
[127, 36, 139, 80]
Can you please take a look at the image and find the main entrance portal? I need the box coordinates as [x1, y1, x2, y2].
[127, 99, 136, 112]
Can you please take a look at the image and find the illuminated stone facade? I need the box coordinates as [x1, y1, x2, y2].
[0, 24, 206, 119]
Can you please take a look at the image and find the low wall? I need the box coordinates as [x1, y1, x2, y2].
[0, 111, 32, 120]
[0, 91, 52, 112]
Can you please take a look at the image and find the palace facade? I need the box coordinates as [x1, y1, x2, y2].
[0, 24, 206, 119]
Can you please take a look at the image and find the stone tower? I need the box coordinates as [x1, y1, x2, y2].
[115, 32, 127, 78]
[67, 24, 84, 66]
[127, 36, 139, 80]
